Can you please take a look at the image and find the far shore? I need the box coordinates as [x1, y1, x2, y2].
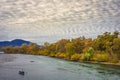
[60, 58, 120, 67]
[79, 61, 120, 66]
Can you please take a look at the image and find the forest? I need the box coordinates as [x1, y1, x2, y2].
[2, 31, 120, 63]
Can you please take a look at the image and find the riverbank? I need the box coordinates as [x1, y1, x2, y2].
[47, 55, 120, 67]
[79, 61, 120, 66]
[28, 54, 120, 67]
[71, 60, 120, 67]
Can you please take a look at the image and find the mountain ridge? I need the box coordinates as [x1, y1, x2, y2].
[0, 39, 31, 47]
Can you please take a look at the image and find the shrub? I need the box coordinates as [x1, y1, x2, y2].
[82, 52, 91, 61]
[96, 53, 108, 62]
[55, 53, 67, 59]
[38, 49, 49, 55]
[82, 47, 94, 61]
[91, 51, 109, 62]
[116, 53, 120, 60]
[49, 52, 55, 57]
[70, 54, 81, 61]
[109, 54, 119, 63]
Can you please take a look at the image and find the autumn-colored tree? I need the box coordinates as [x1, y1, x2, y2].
[71, 38, 85, 53]
[20, 44, 28, 54]
[3, 46, 13, 53]
[112, 38, 120, 53]
[3, 31, 120, 63]
[27, 43, 40, 54]
[43, 42, 50, 48]
[56, 39, 70, 53]
[92, 31, 119, 52]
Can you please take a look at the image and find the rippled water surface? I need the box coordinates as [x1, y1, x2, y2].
[0, 54, 120, 80]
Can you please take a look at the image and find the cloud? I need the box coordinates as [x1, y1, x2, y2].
[0, 0, 120, 44]
[0, 0, 119, 24]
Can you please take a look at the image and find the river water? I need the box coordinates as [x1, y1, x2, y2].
[0, 54, 120, 80]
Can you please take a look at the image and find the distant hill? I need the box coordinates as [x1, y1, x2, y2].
[0, 39, 31, 47]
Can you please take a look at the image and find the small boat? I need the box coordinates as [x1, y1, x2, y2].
[19, 71, 25, 75]
[30, 61, 34, 62]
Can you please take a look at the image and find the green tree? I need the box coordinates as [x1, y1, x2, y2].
[83, 47, 94, 61]
[66, 43, 75, 59]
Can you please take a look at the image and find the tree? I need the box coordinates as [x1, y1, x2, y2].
[20, 44, 28, 53]
[27, 43, 40, 54]
[82, 47, 94, 61]
[56, 39, 70, 53]
[47, 43, 57, 54]
[66, 43, 75, 58]
[113, 31, 119, 38]
[112, 38, 120, 54]
[43, 42, 50, 48]
[71, 38, 85, 53]
[3, 46, 13, 53]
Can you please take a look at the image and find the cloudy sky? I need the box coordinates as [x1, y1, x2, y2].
[0, 0, 120, 44]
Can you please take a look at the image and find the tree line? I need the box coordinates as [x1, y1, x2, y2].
[3, 31, 120, 63]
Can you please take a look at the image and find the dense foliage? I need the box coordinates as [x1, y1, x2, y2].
[3, 31, 120, 63]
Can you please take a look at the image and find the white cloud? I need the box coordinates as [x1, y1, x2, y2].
[0, 0, 120, 44]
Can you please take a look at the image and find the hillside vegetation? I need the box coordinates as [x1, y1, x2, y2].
[3, 31, 120, 63]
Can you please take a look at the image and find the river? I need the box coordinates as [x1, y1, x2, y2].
[0, 54, 120, 80]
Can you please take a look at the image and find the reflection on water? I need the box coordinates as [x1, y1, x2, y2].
[0, 54, 120, 80]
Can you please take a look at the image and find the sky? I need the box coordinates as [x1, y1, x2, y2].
[0, 0, 120, 44]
